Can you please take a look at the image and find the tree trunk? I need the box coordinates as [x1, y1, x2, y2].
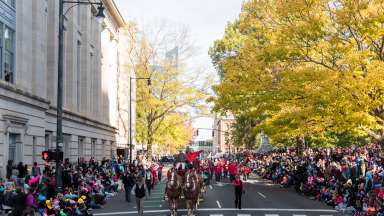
[146, 114, 154, 162]
[296, 136, 305, 156]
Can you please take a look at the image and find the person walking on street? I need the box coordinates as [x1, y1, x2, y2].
[134, 177, 146, 216]
[233, 174, 244, 209]
[145, 169, 153, 197]
[123, 172, 135, 202]
[158, 164, 163, 182]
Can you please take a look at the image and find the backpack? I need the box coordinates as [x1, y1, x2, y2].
[135, 184, 145, 198]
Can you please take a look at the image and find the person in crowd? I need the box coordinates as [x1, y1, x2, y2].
[145, 169, 153, 197]
[134, 176, 146, 216]
[11, 186, 27, 216]
[122, 171, 135, 202]
[233, 174, 244, 209]
[158, 164, 163, 182]
[31, 162, 41, 177]
[6, 160, 14, 181]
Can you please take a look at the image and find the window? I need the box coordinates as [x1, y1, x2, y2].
[0, 24, 14, 83]
[63, 134, 71, 160]
[8, 133, 21, 164]
[78, 136, 84, 158]
[44, 131, 52, 150]
[91, 138, 96, 157]
[90, 52, 94, 114]
[32, 136, 36, 163]
[101, 140, 106, 158]
[76, 41, 81, 112]
[2, 0, 15, 8]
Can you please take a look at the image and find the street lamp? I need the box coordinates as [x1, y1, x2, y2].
[56, 0, 105, 190]
[128, 77, 151, 164]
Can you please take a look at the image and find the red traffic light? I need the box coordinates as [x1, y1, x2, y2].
[42, 151, 49, 161]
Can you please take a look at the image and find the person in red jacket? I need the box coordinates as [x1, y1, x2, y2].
[233, 174, 244, 209]
[228, 162, 238, 182]
[215, 163, 222, 182]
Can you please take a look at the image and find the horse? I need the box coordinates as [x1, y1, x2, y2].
[166, 169, 182, 216]
[183, 169, 200, 216]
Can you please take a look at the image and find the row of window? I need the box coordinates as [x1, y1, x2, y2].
[2, 0, 14, 8]
[44, 132, 113, 160]
[7, 132, 114, 165]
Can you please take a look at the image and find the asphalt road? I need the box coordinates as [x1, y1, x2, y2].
[93, 174, 340, 216]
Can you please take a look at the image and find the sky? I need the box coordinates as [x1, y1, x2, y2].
[114, 0, 243, 140]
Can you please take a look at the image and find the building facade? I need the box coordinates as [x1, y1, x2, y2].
[190, 140, 213, 153]
[0, 0, 126, 177]
[212, 114, 234, 153]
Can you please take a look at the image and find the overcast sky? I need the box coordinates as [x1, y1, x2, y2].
[114, 0, 243, 140]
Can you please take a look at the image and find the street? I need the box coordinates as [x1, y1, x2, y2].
[93, 175, 339, 216]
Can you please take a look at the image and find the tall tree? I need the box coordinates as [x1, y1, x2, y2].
[210, 0, 384, 147]
[125, 22, 208, 160]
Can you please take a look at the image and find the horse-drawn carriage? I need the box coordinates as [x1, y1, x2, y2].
[165, 151, 205, 216]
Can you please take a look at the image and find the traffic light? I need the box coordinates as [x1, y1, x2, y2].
[42, 151, 49, 161]
[212, 131, 214, 137]
[41, 150, 63, 162]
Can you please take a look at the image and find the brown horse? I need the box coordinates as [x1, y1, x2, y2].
[166, 169, 182, 216]
[183, 169, 200, 216]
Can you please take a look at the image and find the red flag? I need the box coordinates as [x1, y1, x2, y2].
[186, 150, 203, 162]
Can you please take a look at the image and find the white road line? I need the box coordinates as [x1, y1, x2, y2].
[216, 200, 222, 208]
[237, 214, 251, 216]
[320, 215, 333, 216]
[258, 192, 267, 198]
[94, 208, 337, 215]
[210, 215, 224, 216]
[293, 215, 307, 216]
[209, 185, 213, 190]
[265, 214, 279, 216]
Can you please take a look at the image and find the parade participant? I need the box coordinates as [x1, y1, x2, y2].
[229, 161, 238, 182]
[215, 163, 222, 182]
[233, 174, 244, 209]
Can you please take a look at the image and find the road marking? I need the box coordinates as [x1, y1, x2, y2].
[209, 185, 213, 190]
[210, 214, 224, 216]
[265, 214, 279, 216]
[237, 214, 251, 216]
[143, 200, 163, 203]
[258, 192, 267, 198]
[293, 215, 307, 216]
[151, 192, 164, 195]
[94, 208, 338, 215]
[216, 200, 222, 208]
[320, 215, 333, 216]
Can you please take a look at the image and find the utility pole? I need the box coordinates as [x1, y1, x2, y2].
[56, 0, 64, 190]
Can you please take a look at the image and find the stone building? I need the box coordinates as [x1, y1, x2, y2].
[213, 114, 234, 153]
[0, 0, 127, 177]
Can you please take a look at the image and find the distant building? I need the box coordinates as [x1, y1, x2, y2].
[190, 140, 213, 152]
[213, 114, 234, 153]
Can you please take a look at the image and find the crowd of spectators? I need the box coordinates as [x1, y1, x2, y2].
[0, 156, 161, 216]
[252, 145, 384, 215]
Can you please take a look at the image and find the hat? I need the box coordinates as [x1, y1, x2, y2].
[38, 195, 47, 202]
[81, 195, 86, 200]
[346, 179, 352, 185]
[77, 198, 84, 204]
[46, 200, 53, 209]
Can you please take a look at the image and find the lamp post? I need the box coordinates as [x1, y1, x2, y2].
[56, 0, 105, 190]
[128, 77, 151, 164]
